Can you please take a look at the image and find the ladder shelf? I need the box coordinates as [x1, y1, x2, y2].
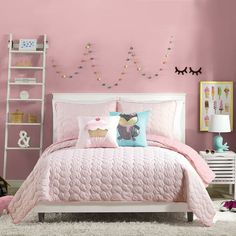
[3, 33, 48, 179]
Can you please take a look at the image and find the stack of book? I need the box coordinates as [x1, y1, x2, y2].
[14, 78, 36, 83]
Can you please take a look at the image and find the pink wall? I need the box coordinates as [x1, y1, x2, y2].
[0, 0, 236, 179]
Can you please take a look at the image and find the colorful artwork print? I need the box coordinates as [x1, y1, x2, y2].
[200, 81, 233, 131]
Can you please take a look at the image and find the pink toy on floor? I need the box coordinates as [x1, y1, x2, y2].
[0, 196, 13, 214]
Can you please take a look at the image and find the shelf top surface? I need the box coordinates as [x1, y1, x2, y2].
[7, 122, 41, 125]
[10, 50, 44, 53]
[9, 82, 43, 85]
[10, 66, 44, 69]
[199, 151, 236, 158]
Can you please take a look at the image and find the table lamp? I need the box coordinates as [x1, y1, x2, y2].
[208, 114, 231, 152]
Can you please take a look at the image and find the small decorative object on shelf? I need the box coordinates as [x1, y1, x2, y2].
[0, 176, 9, 196]
[19, 90, 29, 100]
[17, 130, 30, 148]
[28, 114, 37, 123]
[15, 60, 33, 67]
[10, 109, 24, 123]
[19, 39, 37, 51]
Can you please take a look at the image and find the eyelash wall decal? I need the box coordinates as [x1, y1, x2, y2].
[175, 66, 188, 75]
[189, 67, 202, 75]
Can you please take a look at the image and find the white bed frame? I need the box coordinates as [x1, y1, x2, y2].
[35, 93, 193, 222]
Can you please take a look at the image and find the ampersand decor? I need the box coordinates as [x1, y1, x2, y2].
[17, 130, 30, 148]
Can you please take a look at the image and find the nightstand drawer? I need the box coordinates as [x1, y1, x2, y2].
[212, 170, 235, 184]
[202, 156, 235, 168]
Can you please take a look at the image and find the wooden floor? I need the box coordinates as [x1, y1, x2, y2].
[207, 185, 233, 199]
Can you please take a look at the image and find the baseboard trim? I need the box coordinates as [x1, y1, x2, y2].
[7, 180, 24, 188]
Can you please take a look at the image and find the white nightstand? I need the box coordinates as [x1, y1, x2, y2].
[199, 151, 236, 200]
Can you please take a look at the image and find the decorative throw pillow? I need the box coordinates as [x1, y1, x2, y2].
[118, 101, 177, 139]
[54, 101, 116, 142]
[76, 116, 120, 148]
[110, 111, 149, 147]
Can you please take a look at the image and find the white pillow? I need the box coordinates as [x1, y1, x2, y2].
[118, 100, 184, 142]
[53, 101, 116, 142]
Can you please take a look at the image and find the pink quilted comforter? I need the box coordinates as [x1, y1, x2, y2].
[8, 136, 215, 226]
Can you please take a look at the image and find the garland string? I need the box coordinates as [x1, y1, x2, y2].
[50, 36, 174, 89]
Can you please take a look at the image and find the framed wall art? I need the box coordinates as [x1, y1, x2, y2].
[200, 81, 233, 131]
[19, 39, 37, 51]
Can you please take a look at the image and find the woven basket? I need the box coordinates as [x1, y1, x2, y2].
[28, 114, 37, 123]
[10, 109, 24, 123]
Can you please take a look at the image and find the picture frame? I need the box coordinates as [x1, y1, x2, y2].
[200, 81, 233, 131]
[19, 39, 37, 51]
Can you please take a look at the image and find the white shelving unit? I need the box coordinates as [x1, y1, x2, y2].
[200, 151, 236, 199]
[3, 34, 48, 179]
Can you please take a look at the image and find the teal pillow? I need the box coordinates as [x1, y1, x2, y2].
[110, 111, 149, 147]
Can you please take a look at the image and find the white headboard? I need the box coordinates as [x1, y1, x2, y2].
[52, 93, 186, 143]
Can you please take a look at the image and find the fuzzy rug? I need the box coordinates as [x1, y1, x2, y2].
[0, 200, 235, 236]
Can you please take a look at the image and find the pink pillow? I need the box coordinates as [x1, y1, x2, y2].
[118, 101, 176, 139]
[76, 116, 120, 148]
[55, 101, 116, 142]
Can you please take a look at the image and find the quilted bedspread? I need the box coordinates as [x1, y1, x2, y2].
[8, 137, 215, 226]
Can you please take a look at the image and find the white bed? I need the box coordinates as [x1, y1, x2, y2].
[34, 93, 194, 223]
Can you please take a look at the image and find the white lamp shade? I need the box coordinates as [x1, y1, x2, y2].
[208, 115, 231, 133]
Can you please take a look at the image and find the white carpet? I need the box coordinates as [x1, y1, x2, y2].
[0, 200, 235, 236]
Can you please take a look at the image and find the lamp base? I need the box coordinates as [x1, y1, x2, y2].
[213, 134, 228, 152]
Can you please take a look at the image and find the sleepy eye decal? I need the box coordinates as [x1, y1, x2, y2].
[189, 67, 202, 76]
[175, 66, 188, 75]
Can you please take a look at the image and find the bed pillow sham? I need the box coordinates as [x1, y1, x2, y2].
[117, 100, 177, 139]
[54, 101, 116, 142]
[110, 111, 149, 147]
[76, 116, 120, 148]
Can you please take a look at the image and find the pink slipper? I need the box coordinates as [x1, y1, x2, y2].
[0, 195, 14, 214]
[231, 201, 236, 212]
[219, 200, 233, 211]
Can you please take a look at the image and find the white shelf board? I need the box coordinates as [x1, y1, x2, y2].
[10, 66, 44, 70]
[8, 98, 43, 101]
[9, 82, 43, 86]
[10, 50, 43, 54]
[6, 147, 41, 150]
[7, 122, 41, 126]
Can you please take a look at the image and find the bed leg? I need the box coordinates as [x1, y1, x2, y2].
[187, 212, 193, 222]
[38, 213, 45, 223]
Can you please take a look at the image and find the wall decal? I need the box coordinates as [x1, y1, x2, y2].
[175, 66, 202, 76]
[17, 130, 30, 148]
[175, 66, 187, 75]
[200, 81, 233, 131]
[189, 67, 202, 75]
[50, 37, 174, 89]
